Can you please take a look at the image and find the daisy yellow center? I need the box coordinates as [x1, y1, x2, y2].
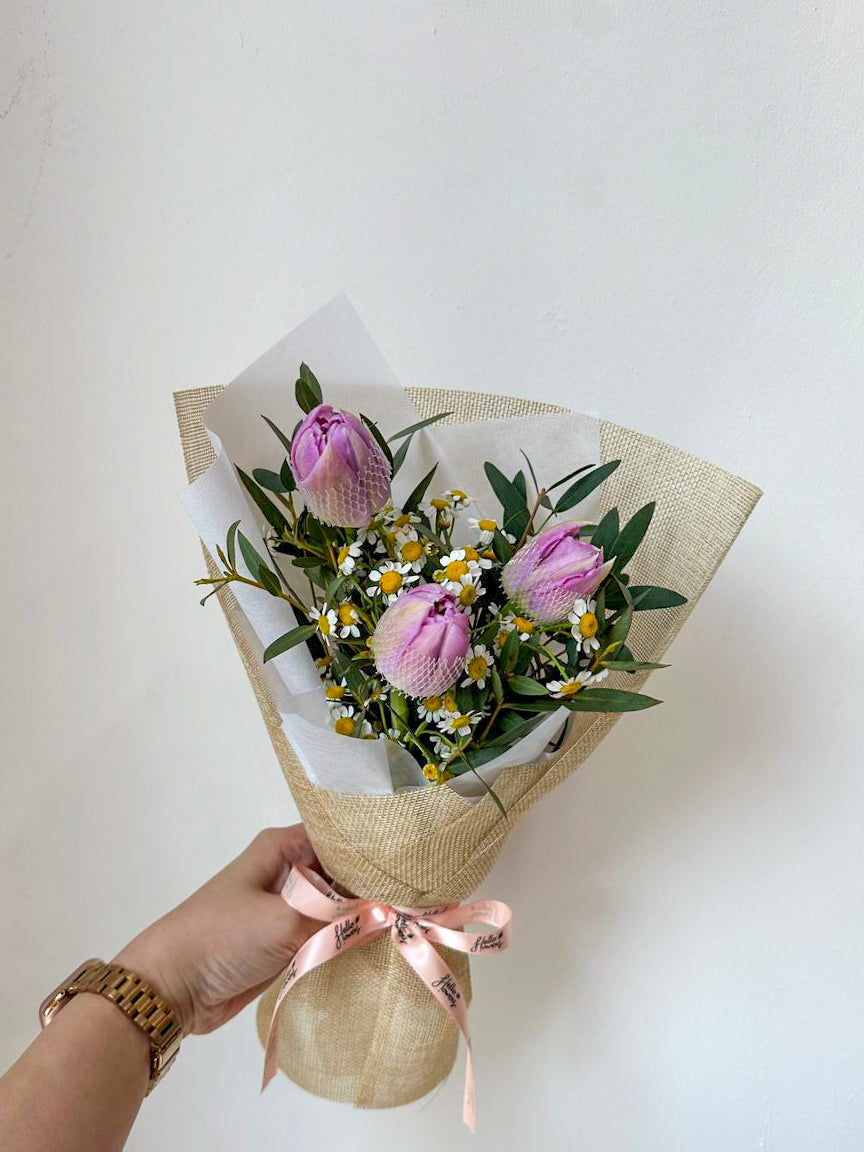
[325, 684, 345, 700]
[334, 717, 355, 735]
[451, 714, 472, 730]
[445, 559, 469, 581]
[400, 540, 423, 562]
[444, 692, 458, 712]
[338, 604, 358, 626]
[317, 614, 331, 636]
[558, 681, 583, 697]
[482, 548, 496, 560]
[478, 518, 497, 532]
[337, 544, 351, 566]
[495, 631, 508, 648]
[514, 616, 534, 635]
[423, 695, 442, 713]
[578, 612, 599, 638]
[464, 546, 479, 561]
[394, 513, 411, 528]
[459, 584, 478, 606]
[379, 571, 403, 595]
[467, 656, 488, 680]
[422, 763, 438, 781]
[431, 498, 450, 510]
[451, 489, 468, 501]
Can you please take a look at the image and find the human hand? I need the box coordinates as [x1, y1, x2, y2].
[115, 826, 321, 1035]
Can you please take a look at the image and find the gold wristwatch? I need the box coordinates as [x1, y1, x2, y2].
[39, 959, 183, 1094]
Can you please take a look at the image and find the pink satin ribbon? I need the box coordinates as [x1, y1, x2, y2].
[262, 865, 512, 1131]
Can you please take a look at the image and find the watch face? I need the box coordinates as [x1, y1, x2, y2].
[38, 959, 103, 1027]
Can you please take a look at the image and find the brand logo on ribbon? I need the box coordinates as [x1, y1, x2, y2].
[261, 865, 512, 1132]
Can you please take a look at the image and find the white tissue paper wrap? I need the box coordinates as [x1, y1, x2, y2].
[180, 296, 599, 800]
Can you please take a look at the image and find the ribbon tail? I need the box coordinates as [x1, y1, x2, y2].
[396, 932, 477, 1131]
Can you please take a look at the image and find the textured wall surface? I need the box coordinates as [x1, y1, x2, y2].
[2, 4, 863, 1150]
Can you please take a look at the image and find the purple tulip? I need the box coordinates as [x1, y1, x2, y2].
[290, 404, 391, 527]
[371, 584, 470, 697]
[501, 523, 613, 625]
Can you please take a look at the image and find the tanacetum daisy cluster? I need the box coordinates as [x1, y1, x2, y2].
[196, 362, 687, 803]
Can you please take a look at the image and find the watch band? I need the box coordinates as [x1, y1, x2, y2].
[39, 959, 183, 1094]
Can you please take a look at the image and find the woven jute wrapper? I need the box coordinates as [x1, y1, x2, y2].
[174, 386, 760, 1110]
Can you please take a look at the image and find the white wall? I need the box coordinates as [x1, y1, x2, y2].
[2, 3, 863, 1149]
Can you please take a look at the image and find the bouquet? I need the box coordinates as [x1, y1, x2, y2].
[175, 298, 760, 1124]
[194, 364, 684, 810]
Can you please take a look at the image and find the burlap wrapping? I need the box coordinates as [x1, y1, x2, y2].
[174, 386, 760, 1110]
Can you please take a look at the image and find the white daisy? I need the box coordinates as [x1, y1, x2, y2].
[436, 549, 481, 593]
[324, 677, 348, 703]
[546, 671, 593, 699]
[468, 516, 500, 545]
[454, 576, 486, 611]
[394, 531, 427, 573]
[444, 488, 473, 509]
[336, 540, 363, 575]
[461, 645, 494, 690]
[417, 694, 447, 722]
[589, 667, 609, 685]
[308, 603, 338, 640]
[501, 612, 537, 641]
[437, 709, 482, 736]
[331, 704, 358, 735]
[366, 561, 419, 603]
[569, 597, 601, 654]
[364, 680, 389, 705]
[336, 602, 362, 638]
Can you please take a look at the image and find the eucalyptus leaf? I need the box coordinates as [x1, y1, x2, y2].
[388, 411, 453, 441]
[629, 585, 688, 610]
[403, 463, 437, 513]
[492, 528, 513, 563]
[610, 502, 656, 569]
[590, 507, 619, 555]
[601, 659, 669, 671]
[236, 467, 290, 535]
[252, 467, 289, 494]
[262, 623, 316, 663]
[279, 458, 296, 492]
[298, 363, 323, 404]
[261, 414, 295, 455]
[508, 675, 548, 696]
[564, 688, 661, 712]
[390, 433, 412, 477]
[554, 459, 621, 513]
[226, 520, 240, 569]
[257, 565, 282, 596]
[238, 532, 272, 583]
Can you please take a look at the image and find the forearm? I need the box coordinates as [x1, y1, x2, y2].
[0, 993, 150, 1152]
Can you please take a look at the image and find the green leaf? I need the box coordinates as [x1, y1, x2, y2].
[483, 712, 547, 747]
[546, 462, 594, 493]
[508, 674, 548, 696]
[236, 467, 290, 535]
[403, 463, 437, 513]
[554, 460, 621, 514]
[237, 531, 272, 582]
[295, 379, 319, 413]
[262, 623, 316, 663]
[610, 502, 656, 569]
[484, 462, 526, 525]
[298, 363, 323, 405]
[490, 666, 504, 703]
[601, 659, 669, 671]
[512, 470, 527, 502]
[390, 433, 413, 477]
[497, 698, 562, 713]
[359, 414, 395, 467]
[590, 507, 619, 555]
[252, 467, 289, 493]
[261, 415, 295, 455]
[215, 544, 228, 568]
[388, 411, 452, 441]
[629, 585, 688, 611]
[499, 629, 520, 675]
[279, 458, 296, 492]
[564, 688, 661, 712]
[607, 604, 633, 647]
[257, 565, 282, 596]
[492, 528, 513, 563]
[226, 520, 240, 569]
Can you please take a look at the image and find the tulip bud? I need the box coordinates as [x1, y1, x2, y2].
[501, 524, 613, 625]
[290, 404, 391, 527]
[371, 584, 470, 697]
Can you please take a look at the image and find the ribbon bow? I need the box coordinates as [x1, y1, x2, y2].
[262, 865, 511, 1131]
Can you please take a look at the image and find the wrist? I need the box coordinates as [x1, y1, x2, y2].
[112, 939, 194, 1036]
